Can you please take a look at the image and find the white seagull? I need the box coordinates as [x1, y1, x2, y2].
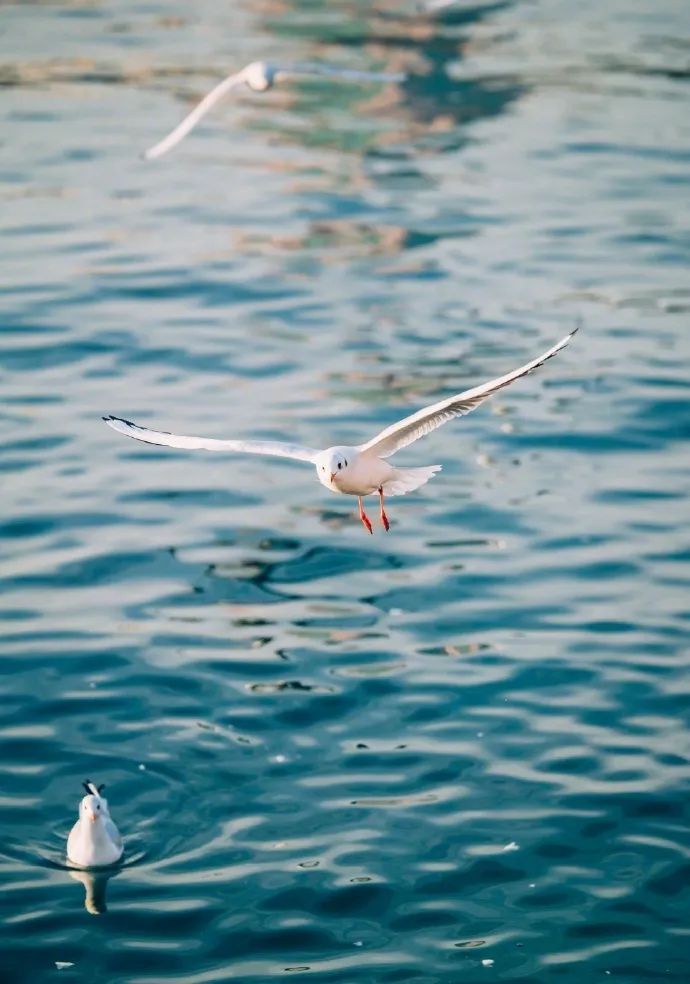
[66, 781, 123, 868]
[104, 328, 577, 534]
[144, 59, 406, 160]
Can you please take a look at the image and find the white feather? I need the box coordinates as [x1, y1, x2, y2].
[359, 327, 579, 459]
[383, 464, 442, 497]
[103, 416, 318, 463]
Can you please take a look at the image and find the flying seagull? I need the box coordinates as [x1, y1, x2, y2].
[104, 328, 578, 534]
[144, 59, 406, 160]
[67, 781, 123, 868]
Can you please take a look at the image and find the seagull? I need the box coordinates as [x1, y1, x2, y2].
[103, 328, 577, 533]
[144, 59, 406, 160]
[66, 781, 123, 868]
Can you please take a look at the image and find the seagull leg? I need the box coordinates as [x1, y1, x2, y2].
[378, 487, 390, 531]
[358, 496, 373, 535]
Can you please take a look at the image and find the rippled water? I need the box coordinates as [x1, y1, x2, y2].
[2, 0, 689, 981]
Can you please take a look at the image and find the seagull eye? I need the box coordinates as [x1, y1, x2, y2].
[97, 804, 100, 811]
[338, 462, 342, 470]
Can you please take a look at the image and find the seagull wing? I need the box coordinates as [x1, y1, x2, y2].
[277, 63, 406, 84]
[359, 328, 578, 459]
[103, 415, 319, 463]
[104, 818, 123, 853]
[144, 68, 249, 160]
[66, 820, 81, 859]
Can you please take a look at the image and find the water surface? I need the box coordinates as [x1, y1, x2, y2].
[1, 1, 689, 981]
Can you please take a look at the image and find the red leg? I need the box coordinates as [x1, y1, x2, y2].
[378, 487, 390, 532]
[358, 496, 373, 535]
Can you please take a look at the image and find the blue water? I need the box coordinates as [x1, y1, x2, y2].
[1, 1, 689, 981]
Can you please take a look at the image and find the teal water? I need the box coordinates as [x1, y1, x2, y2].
[1, 1, 689, 981]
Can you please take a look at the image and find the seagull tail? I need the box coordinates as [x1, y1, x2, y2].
[383, 464, 442, 497]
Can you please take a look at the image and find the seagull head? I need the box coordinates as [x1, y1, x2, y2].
[79, 781, 109, 824]
[243, 61, 275, 92]
[315, 447, 352, 490]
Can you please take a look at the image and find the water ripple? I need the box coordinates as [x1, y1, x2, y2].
[1, 0, 689, 981]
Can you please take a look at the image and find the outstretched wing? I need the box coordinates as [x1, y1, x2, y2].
[359, 327, 578, 459]
[278, 63, 406, 84]
[144, 68, 249, 160]
[103, 416, 319, 463]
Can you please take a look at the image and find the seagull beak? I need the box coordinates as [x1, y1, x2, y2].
[330, 472, 336, 483]
[88, 811, 97, 823]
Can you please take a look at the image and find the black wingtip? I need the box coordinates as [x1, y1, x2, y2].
[98, 783, 106, 794]
[82, 779, 92, 794]
[104, 415, 146, 431]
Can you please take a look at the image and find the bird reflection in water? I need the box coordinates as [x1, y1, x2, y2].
[68, 866, 120, 916]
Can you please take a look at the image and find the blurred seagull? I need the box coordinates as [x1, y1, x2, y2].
[104, 328, 578, 534]
[67, 781, 123, 868]
[144, 60, 406, 160]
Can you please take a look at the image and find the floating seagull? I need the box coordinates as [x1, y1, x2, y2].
[144, 59, 406, 160]
[104, 328, 578, 534]
[67, 781, 123, 868]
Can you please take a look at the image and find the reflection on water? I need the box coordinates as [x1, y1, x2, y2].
[68, 867, 119, 916]
[1, 0, 689, 981]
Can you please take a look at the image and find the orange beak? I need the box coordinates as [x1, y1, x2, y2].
[88, 811, 97, 823]
[330, 472, 336, 483]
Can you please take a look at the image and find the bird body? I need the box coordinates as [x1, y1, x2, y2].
[104, 328, 578, 533]
[67, 782, 123, 869]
